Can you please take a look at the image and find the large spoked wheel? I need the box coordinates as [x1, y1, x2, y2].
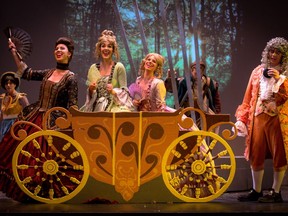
[12, 130, 89, 204]
[162, 130, 236, 202]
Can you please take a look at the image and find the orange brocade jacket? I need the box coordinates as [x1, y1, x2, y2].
[235, 65, 288, 163]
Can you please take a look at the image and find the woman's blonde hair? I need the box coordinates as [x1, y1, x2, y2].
[138, 53, 165, 78]
[261, 37, 288, 74]
[95, 30, 119, 61]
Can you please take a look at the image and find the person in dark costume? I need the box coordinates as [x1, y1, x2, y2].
[177, 61, 221, 128]
[0, 37, 78, 202]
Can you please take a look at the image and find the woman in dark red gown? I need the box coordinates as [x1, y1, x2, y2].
[0, 37, 78, 202]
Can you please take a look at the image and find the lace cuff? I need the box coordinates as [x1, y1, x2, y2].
[272, 74, 285, 93]
[113, 88, 135, 110]
[232, 120, 248, 137]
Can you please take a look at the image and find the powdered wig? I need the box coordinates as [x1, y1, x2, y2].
[95, 30, 119, 61]
[261, 37, 288, 74]
[138, 53, 165, 78]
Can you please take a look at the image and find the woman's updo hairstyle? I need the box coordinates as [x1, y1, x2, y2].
[95, 30, 119, 61]
[55, 37, 75, 62]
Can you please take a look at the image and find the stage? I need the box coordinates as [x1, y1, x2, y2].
[1, 187, 288, 215]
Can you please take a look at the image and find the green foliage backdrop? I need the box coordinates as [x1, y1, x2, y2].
[60, 0, 243, 106]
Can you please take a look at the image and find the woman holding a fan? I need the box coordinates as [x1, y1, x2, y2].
[0, 35, 78, 202]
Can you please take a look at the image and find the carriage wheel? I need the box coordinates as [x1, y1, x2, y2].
[12, 130, 89, 204]
[162, 130, 236, 202]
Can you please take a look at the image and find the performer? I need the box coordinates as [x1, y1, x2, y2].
[128, 53, 198, 131]
[177, 61, 221, 130]
[0, 36, 78, 202]
[129, 52, 167, 112]
[164, 68, 183, 93]
[235, 37, 288, 203]
[178, 61, 221, 114]
[0, 71, 29, 142]
[80, 30, 134, 112]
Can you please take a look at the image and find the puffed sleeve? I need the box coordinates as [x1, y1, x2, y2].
[86, 64, 100, 86]
[19, 93, 30, 108]
[154, 79, 167, 111]
[112, 62, 128, 90]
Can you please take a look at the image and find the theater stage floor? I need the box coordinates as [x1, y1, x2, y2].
[1, 187, 288, 215]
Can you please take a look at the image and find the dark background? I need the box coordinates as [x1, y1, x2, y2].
[0, 0, 288, 159]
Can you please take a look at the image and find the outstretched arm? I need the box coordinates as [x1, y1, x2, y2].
[8, 39, 27, 76]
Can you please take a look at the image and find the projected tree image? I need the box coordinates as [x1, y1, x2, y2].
[57, 0, 243, 106]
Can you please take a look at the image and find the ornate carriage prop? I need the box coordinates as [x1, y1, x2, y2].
[11, 105, 237, 204]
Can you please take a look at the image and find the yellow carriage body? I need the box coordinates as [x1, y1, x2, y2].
[11, 106, 237, 204]
[69, 107, 181, 202]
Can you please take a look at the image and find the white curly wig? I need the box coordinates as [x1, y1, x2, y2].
[261, 37, 288, 74]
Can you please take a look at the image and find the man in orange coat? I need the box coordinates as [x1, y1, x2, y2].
[235, 37, 288, 203]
